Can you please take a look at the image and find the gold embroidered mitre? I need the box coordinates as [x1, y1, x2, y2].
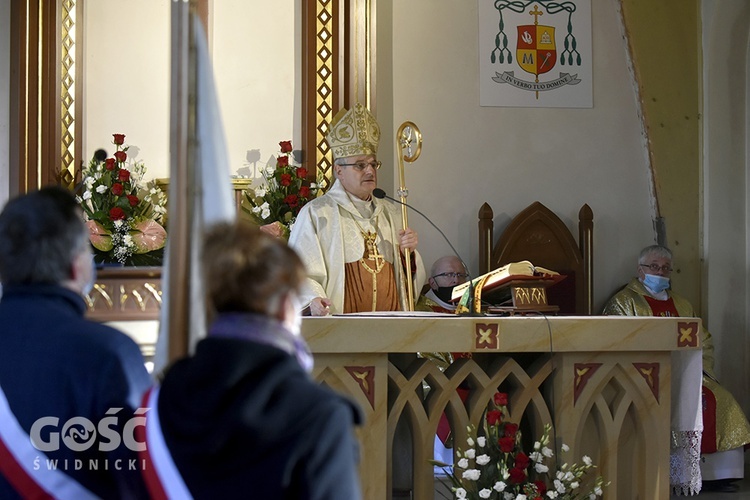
[326, 102, 381, 159]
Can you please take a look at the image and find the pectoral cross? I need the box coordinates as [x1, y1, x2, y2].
[362, 230, 385, 272]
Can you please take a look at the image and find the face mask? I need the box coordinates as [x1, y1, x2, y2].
[434, 286, 455, 303]
[643, 274, 670, 294]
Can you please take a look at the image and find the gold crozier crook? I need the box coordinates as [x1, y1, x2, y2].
[396, 121, 422, 311]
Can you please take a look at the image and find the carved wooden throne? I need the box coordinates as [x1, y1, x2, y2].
[478, 201, 593, 315]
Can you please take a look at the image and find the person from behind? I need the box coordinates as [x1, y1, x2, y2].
[416, 255, 469, 313]
[146, 221, 363, 498]
[0, 186, 151, 499]
[603, 244, 750, 493]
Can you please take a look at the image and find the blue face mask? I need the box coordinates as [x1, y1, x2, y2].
[643, 274, 670, 294]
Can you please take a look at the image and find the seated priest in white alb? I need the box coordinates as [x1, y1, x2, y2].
[288, 102, 425, 315]
[416, 255, 469, 313]
[603, 244, 750, 493]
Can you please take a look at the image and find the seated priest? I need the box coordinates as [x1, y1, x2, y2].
[416, 255, 469, 313]
[603, 244, 750, 493]
[288, 102, 425, 315]
[146, 222, 363, 498]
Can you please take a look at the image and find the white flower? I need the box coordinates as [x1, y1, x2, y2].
[594, 485, 603, 496]
[561, 443, 570, 452]
[534, 441, 541, 450]
[123, 234, 133, 247]
[82, 190, 92, 200]
[457, 458, 469, 469]
[570, 481, 579, 489]
[261, 207, 271, 219]
[503, 494, 515, 500]
[582, 455, 592, 466]
[477, 436, 486, 447]
[476, 454, 491, 466]
[461, 469, 480, 481]
[534, 463, 549, 473]
[516, 495, 527, 500]
[454, 488, 467, 499]
[310, 182, 318, 189]
[542, 446, 554, 458]
[252, 205, 261, 214]
[94, 172, 102, 180]
[493, 481, 506, 492]
[546, 492, 559, 499]
[113, 220, 123, 228]
[554, 479, 566, 493]
[564, 471, 574, 481]
[256, 186, 267, 197]
[95, 185, 108, 194]
[589, 495, 596, 500]
[467, 437, 475, 447]
[84, 177, 94, 188]
[530, 451, 542, 462]
[479, 489, 492, 499]
[465, 449, 476, 459]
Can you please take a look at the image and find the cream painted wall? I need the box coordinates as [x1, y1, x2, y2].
[212, 1, 299, 179]
[84, 0, 170, 178]
[702, 0, 750, 412]
[0, 0, 9, 207]
[385, 0, 655, 312]
[84, 1, 298, 182]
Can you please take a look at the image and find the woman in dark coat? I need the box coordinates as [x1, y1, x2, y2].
[143, 222, 362, 499]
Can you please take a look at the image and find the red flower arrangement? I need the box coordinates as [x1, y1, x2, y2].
[241, 140, 321, 239]
[433, 392, 606, 500]
[77, 133, 167, 265]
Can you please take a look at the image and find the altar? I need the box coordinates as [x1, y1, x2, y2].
[302, 314, 701, 500]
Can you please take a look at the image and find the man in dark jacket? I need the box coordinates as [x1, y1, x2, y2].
[144, 221, 362, 499]
[0, 186, 151, 498]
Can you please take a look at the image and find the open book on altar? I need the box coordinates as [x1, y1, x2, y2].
[451, 260, 564, 302]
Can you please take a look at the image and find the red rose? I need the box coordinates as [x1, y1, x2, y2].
[514, 452, 530, 470]
[118, 169, 131, 182]
[486, 410, 503, 426]
[111, 183, 123, 196]
[109, 207, 126, 221]
[114, 150, 127, 163]
[296, 167, 308, 179]
[280, 173, 292, 186]
[277, 156, 289, 167]
[508, 467, 526, 485]
[504, 422, 519, 437]
[279, 140, 293, 153]
[494, 392, 508, 407]
[534, 480, 547, 495]
[127, 195, 139, 207]
[112, 134, 126, 145]
[105, 158, 116, 171]
[299, 186, 310, 198]
[284, 194, 299, 207]
[498, 436, 515, 453]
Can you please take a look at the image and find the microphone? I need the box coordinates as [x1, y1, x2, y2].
[372, 188, 484, 316]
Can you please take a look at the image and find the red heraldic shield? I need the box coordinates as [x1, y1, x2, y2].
[517, 25, 557, 77]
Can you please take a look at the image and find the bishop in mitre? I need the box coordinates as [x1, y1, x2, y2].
[289, 103, 425, 315]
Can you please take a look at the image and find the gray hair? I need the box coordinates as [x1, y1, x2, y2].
[638, 245, 672, 264]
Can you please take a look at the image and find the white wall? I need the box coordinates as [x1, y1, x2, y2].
[0, 0, 10, 207]
[386, 0, 655, 312]
[84, 1, 298, 182]
[212, 0, 298, 178]
[84, 0, 170, 177]
[701, 0, 750, 411]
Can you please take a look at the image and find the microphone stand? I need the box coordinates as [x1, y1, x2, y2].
[372, 189, 484, 316]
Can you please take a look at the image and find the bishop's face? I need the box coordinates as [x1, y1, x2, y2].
[334, 154, 378, 200]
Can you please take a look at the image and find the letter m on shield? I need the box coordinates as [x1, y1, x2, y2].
[516, 25, 557, 77]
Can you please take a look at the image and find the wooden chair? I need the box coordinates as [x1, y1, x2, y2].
[478, 201, 593, 315]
